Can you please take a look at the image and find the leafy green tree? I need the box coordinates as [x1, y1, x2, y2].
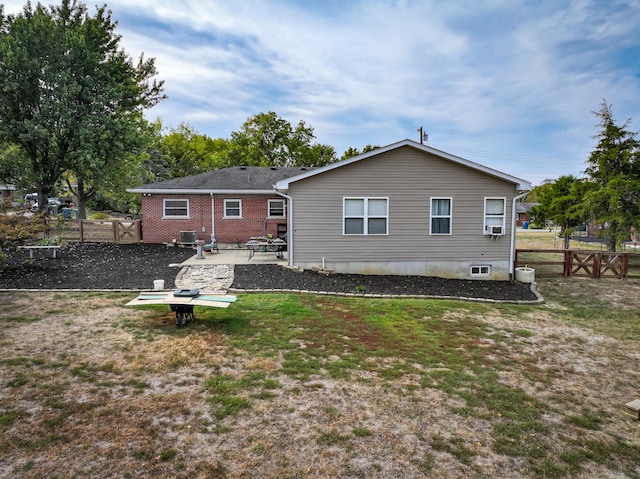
[340, 144, 380, 160]
[522, 179, 555, 203]
[296, 143, 337, 167]
[362, 144, 381, 154]
[161, 123, 230, 178]
[529, 175, 587, 249]
[583, 100, 640, 251]
[224, 112, 337, 167]
[0, 143, 31, 190]
[137, 119, 172, 183]
[0, 1, 164, 218]
[341, 147, 361, 160]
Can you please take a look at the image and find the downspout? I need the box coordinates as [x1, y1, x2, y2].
[210, 193, 215, 241]
[275, 189, 293, 266]
[510, 190, 530, 279]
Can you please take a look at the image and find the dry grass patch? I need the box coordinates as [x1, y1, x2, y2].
[0, 288, 639, 478]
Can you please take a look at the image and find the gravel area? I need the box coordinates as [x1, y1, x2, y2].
[0, 242, 539, 301]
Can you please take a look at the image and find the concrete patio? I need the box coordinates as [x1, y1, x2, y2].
[180, 246, 287, 266]
[175, 246, 287, 293]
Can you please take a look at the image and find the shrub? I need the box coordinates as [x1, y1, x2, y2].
[0, 210, 46, 248]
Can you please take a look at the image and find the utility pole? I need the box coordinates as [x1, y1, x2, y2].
[417, 127, 428, 144]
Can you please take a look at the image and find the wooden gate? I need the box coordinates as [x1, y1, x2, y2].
[79, 220, 141, 244]
[567, 251, 628, 278]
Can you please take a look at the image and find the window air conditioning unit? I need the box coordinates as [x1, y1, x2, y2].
[179, 231, 197, 245]
[489, 226, 504, 235]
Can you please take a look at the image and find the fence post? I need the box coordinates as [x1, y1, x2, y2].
[621, 253, 629, 279]
[564, 250, 572, 277]
[113, 221, 119, 244]
[592, 253, 601, 278]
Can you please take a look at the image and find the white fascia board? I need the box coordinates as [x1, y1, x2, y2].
[126, 188, 277, 195]
[275, 139, 532, 192]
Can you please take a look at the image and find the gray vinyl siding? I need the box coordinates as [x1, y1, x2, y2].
[289, 146, 517, 276]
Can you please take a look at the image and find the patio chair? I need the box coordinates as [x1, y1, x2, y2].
[203, 236, 218, 253]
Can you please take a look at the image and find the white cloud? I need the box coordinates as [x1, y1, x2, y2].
[2, 0, 639, 183]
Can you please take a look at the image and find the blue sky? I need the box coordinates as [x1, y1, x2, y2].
[3, 0, 640, 185]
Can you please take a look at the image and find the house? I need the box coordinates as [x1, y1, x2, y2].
[127, 166, 316, 245]
[130, 139, 531, 280]
[515, 202, 539, 227]
[274, 140, 530, 280]
[0, 184, 17, 204]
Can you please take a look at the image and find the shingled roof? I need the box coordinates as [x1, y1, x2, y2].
[128, 166, 316, 194]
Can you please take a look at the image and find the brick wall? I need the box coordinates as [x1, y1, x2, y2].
[140, 193, 287, 244]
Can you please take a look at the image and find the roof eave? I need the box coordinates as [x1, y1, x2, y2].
[126, 188, 278, 195]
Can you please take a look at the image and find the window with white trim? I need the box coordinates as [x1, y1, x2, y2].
[268, 199, 285, 218]
[224, 199, 242, 218]
[163, 199, 189, 218]
[471, 265, 491, 276]
[344, 197, 388, 235]
[484, 197, 506, 235]
[430, 197, 452, 235]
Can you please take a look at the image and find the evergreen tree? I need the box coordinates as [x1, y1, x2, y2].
[583, 100, 640, 251]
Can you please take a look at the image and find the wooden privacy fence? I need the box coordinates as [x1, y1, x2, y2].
[515, 249, 640, 279]
[79, 220, 141, 244]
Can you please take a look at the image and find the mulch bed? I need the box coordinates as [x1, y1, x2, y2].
[0, 242, 195, 290]
[232, 264, 539, 301]
[0, 243, 539, 301]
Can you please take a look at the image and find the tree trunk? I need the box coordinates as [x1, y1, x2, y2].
[607, 221, 618, 252]
[562, 223, 571, 250]
[76, 190, 89, 220]
[36, 185, 53, 214]
[73, 179, 95, 220]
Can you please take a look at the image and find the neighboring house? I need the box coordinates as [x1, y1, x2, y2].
[127, 166, 316, 244]
[0, 184, 17, 204]
[274, 139, 531, 280]
[516, 202, 539, 227]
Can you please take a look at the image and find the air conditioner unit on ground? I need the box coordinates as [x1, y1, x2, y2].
[179, 231, 197, 245]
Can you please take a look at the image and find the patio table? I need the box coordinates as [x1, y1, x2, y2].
[246, 238, 286, 260]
